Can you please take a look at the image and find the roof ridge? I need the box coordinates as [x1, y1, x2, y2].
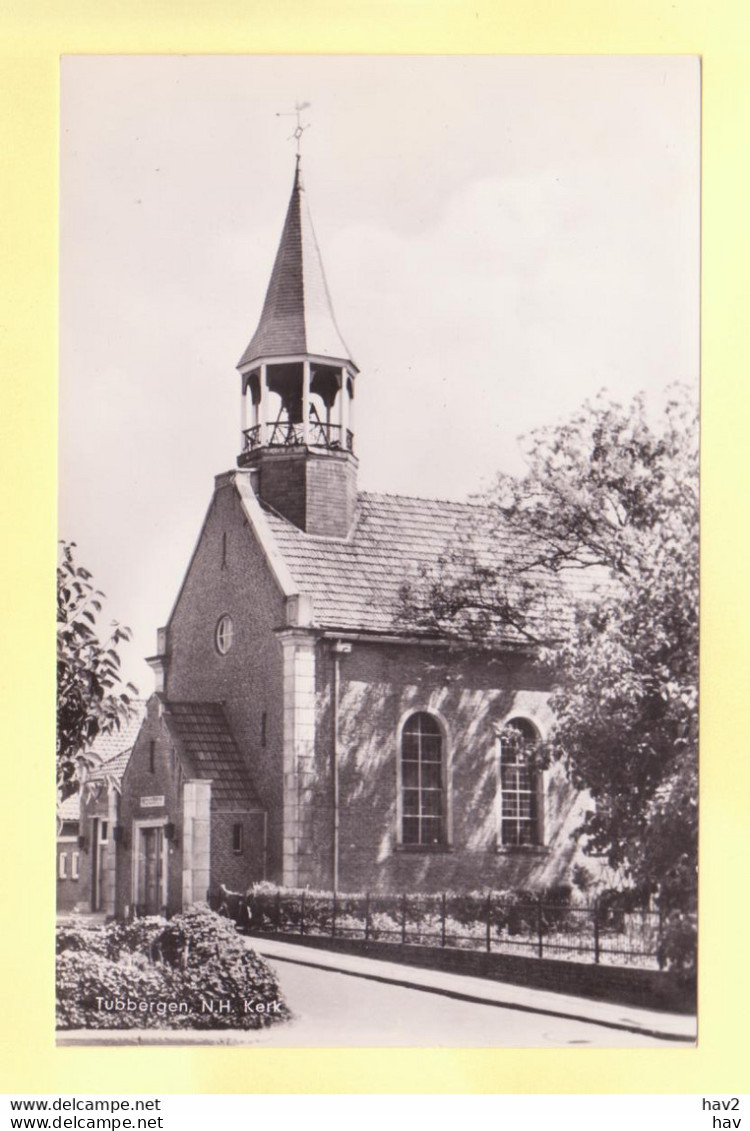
[358, 489, 489, 509]
[96, 742, 135, 765]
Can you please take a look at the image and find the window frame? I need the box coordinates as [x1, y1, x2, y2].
[58, 852, 67, 880]
[497, 717, 545, 850]
[215, 614, 234, 655]
[397, 710, 451, 850]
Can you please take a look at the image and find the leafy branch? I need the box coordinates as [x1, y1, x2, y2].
[57, 541, 138, 798]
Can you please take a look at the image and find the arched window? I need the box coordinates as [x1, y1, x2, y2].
[401, 712, 444, 846]
[499, 718, 541, 847]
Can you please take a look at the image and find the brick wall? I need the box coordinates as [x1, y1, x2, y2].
[253, 447, 358, 537]
[304, 451, 358, 537]
[210, 811, 266, 894]
[302, 639, 595, 894]
[116, 700, 185, 917]
[257, 449, 308, 531]
[165, 477, 286, 882]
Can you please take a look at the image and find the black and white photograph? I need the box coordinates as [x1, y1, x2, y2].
[56, 55, 699, 1049]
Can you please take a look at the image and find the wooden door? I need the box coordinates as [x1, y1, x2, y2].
[137, 826, 165, 915]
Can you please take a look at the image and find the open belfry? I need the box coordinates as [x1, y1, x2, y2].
[61, 146, 593, 920]
[236, 155, 359, 540]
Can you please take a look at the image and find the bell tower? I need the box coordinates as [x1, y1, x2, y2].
[236, 157, 359, 539]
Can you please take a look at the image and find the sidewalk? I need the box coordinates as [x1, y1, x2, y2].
[251, 936, 697, 1043]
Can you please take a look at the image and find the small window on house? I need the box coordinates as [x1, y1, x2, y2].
[149, 740, 156, 774]
[499, 718, 541, 847]
[401, 712, 445, 846]
[221, 531, 227, 569]
[215, 614, 234, 655]
[100, 820, 109, 843]
[232, 823, 244, 855]
[58, 853, 67, 880]
[261, 711, 267, 748]
[71, 852, 80, 880]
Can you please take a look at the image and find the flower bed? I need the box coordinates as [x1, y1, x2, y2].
[56, 906, 291, 1030]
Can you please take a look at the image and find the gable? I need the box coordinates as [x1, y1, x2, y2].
[164, 476, 293, 700]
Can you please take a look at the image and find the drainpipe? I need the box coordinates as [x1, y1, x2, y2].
[260, 810, 268, 881]
[331, 640, 352, 892]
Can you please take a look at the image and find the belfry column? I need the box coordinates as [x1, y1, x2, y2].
[259, 363, 268, 446]
[302, 360, 311, 446]
[339, 366, 349, 444]
[240, 377, 249, 448]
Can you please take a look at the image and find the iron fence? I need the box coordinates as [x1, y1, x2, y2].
[220, 886, 662, 970]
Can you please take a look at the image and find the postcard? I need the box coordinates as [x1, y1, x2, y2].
[53, 55, 701, 1052]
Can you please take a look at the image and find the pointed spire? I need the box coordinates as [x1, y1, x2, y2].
[237, 161, 355, 371]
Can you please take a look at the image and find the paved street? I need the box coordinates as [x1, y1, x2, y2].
[252, 955, 684, 1048]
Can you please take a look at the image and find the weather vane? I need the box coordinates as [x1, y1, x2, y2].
[276, 101, 311, 156]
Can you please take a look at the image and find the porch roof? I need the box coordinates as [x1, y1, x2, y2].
[163, 701, 264, 811]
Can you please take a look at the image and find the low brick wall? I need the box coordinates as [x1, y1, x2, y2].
[246, 930, 695, 1015]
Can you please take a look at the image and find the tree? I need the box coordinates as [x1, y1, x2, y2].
[401, 387, 698, 913]
[57, 542, 138, 799]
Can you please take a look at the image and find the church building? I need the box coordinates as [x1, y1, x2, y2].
[115, 157, 593, 919]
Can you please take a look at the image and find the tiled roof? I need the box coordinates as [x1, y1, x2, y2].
[88, 745, 134, 784]
[164, 701, 263, 811]
[263, 490, 589, 644]
[87, 701, 147, 784]
[58, 793, 80, 822]
[57, 703, 147, 819]
[90, 702, 146, 761]
[237, 161, 354, 370]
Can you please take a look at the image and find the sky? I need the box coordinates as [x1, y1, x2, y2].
[59, 55, 700, 692]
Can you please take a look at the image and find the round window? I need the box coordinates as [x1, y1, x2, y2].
[215, 614, 234, 655]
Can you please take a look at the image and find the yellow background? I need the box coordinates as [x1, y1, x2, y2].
[1, 0, 747, 1095]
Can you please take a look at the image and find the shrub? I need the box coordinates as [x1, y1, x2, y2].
[56, 917, 110, 957]
[56, 906, 290, 1031]
[656, 910, 697, 980]
[106, 917, 166, 961]
[56, 950, 177, 1030]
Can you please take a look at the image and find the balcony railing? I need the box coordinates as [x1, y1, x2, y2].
[241, 421, 354, 455]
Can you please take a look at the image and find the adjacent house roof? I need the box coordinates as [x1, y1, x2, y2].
[58, 793, 80, 823]
[86, 702, 148, 783]
[87, 745, 135, 784]
[57, 702, 147, 822]
[260, 489, 586, 645]
[163, 701, 263, 811]
[237, 160, 355, 371]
